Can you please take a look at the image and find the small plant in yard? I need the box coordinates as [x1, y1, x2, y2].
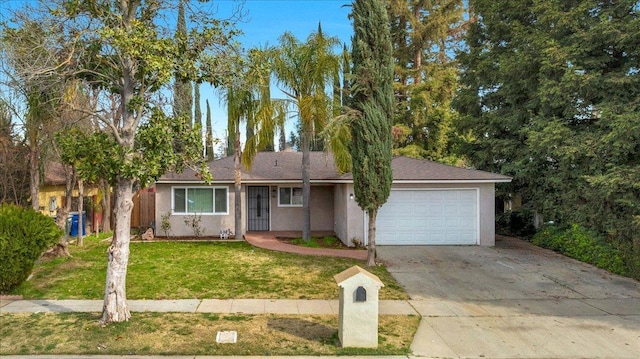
[183, 213, 204, 237]
[160, 212, 172, 238]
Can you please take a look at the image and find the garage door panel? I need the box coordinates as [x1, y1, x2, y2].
[428, 218, 444, 228]
[459, 206, 475, 216]
[458, 190, 476, 201]
[443, 204, 459, 216]
[377, 189, 478, 245]
[414, 206, 429, 216]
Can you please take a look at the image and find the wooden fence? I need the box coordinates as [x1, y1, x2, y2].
[131, 190, 155, 230]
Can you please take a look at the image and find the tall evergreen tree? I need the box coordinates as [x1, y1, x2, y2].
[456, 0, 640, 274]
[173, 0, 193, 125]
[194, 82, 202, 129]
[387, 0, 465, 164]
[349, 0, 394, 266]
[226, 129, 235, 157]
[205, 99, 214, 160]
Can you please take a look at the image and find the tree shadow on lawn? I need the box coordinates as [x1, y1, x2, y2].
[267, 317, 337, 344]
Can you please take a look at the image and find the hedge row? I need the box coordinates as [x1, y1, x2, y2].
[532, 224, 629, 277]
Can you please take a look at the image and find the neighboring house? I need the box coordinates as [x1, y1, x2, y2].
[41, 162, 102, 230]
[156, 152, 511, 246]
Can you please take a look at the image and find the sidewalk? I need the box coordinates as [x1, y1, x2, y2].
[0, 298, 418, 315]
[0, 356, 410, 359]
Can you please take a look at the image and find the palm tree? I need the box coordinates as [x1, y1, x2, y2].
[221, 47, 283, 238]
[273, 26, 340, 241]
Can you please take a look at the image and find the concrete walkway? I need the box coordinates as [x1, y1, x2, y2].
[244, 232, 367, 260]
[0, 298, 417, 315]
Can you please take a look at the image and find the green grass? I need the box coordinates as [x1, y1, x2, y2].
[290, 236, 342, 248]
[11, 235, 408, 300]
[0, 312, 419, 356]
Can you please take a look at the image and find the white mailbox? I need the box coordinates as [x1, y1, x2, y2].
[334, 265, 384, 348]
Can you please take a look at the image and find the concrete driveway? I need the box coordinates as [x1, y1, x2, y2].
[378, 236, 640, 359]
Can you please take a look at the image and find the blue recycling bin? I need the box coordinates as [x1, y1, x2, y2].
[69, 211, 86, 236]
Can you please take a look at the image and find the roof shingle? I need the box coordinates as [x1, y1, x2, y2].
[158, 152, 511, 183]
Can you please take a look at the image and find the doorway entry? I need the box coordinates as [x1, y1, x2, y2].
[247, 186, 270, 231]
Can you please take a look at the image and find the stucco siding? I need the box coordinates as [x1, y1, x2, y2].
[155, 183, 235, 237]
[333, 183, 368, 247]
[334, 184, 348, 243]
[270, 185, 335, 232]
[478, 183, 496, 246]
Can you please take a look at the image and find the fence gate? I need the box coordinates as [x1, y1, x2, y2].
[132, 190, 156, 229]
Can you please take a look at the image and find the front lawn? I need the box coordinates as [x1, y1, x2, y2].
[0, 312, 419, 356]
[11, 235, 408, 300]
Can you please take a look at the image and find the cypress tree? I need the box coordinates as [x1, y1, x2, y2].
[173, 0, 193, 125]
[349, 0, 394, 266]
[194, 82, 201, 129]
[205, 99, 214, 160]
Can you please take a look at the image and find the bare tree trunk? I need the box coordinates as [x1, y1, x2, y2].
[64, 165, 75, 214]
[101, 179, 111, 233]
[52, 207, 71, 258]
[29, 146, 39, 211]
[77, 178, 84, 246]
[367, 208, 377, 266]
[60, 164, 76, 243]
[101, 177, 133, 323]
[413, 6, 422, 85]
[301, 127, 311, 241]
[234, 134, 242, 239]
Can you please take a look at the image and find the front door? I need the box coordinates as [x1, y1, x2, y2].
[247, 186, 270, 231]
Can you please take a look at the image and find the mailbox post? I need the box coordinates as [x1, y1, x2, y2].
[334, 265, 384, 348]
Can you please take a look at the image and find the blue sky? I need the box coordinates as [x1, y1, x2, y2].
[1, 0, 354, 153]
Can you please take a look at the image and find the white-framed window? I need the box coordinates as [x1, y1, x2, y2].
[172, 186, 228, 215]
[278, 187, 303, 207]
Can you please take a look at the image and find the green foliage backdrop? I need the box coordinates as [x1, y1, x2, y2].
[456, 0, 640, 278]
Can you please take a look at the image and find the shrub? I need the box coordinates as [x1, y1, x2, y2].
[0, 204, 63, 293]
[160, 212, 172, 237]
[496, 209, 536, 238]
[532, 224, 627, 276]
[183, 213, 204, 237]
[615, 240, 640, 281]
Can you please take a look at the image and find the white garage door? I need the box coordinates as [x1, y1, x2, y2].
[376, 189, 478, 245]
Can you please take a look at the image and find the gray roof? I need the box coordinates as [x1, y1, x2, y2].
[158, 151, 511, 183]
